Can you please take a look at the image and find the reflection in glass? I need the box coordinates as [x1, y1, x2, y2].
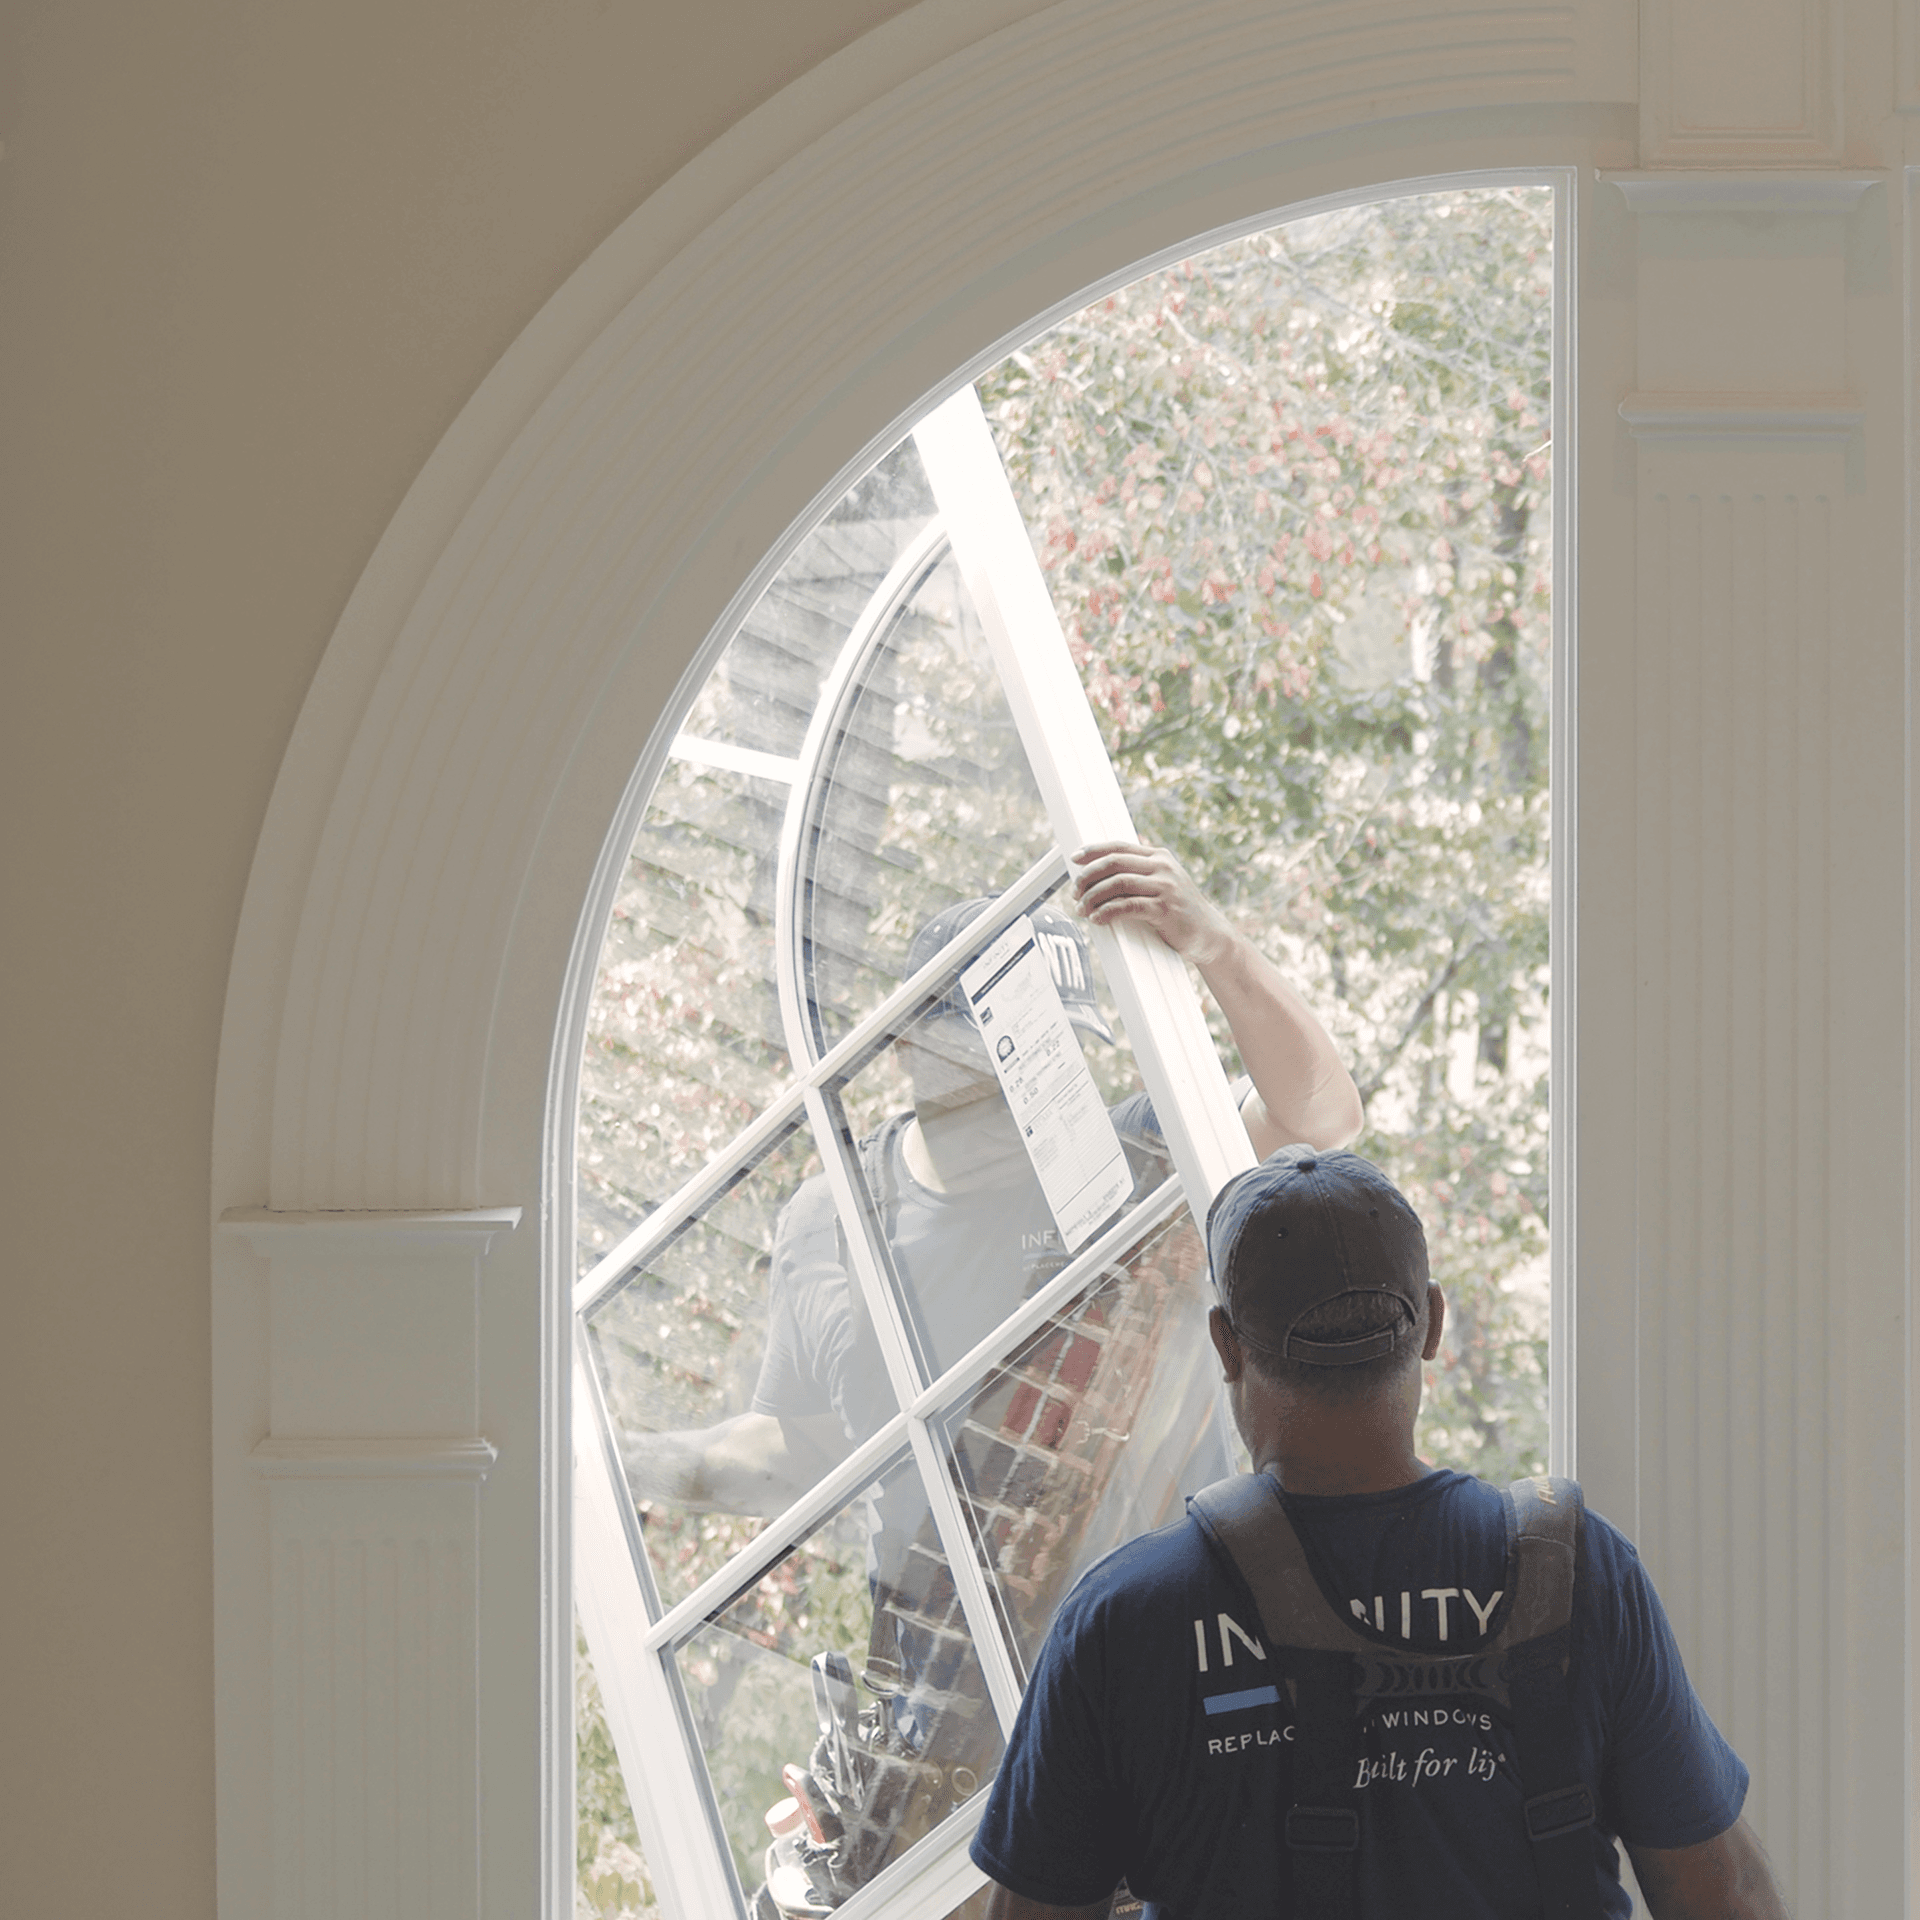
[578, 755, 797, 1273]
[578, 441, 940, 1275]
[797, 545, 1055, 1057]
[828, 939, 1153, 1387]
[675, 1455, 1004, 1911]
[583, 1124, 868, 1611]
[684, 438, 938, 762]
[941, 1205, 1229, 1675]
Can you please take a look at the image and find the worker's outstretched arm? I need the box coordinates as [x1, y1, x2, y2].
[619, 1409, 847, 1517]
[1627, 1818, 1792, 1920]
[1070, 841, 1363, 1156]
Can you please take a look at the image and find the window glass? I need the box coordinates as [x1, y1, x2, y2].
[976, 188, 1554, 1479]
[673, 1454, 1005, 1905]
[575, 183, 1556, 1920]
[578, 759, 797, 1272]
[578, 445, 938, 1275]
[824, 975, 1151, 1387]
[795, 541, 1053, 1058]
[582, 1123, 827, 1610]
[685, 440, 938, 761]
[937, 1199, 1222, 1675]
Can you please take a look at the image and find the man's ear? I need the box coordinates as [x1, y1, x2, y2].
[1208, 1305, 1246, 1382]
[1421, 1283, 1446, 1362]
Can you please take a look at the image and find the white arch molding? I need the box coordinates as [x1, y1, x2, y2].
[209, 1, 1910, 1916]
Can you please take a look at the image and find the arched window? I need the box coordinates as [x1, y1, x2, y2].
[572, 182, 1559, 1920]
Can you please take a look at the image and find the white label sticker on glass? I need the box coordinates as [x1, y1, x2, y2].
[961, 915, 1131, 1252]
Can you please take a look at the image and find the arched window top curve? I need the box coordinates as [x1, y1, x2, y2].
[572, 181, 1558, 1920]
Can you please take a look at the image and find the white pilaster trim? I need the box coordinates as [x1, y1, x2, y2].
[1602, 169, 1884, 214]
[1618, 392, 1864, 439]
[219, 1206, 523, 1255]
[250, 1436, 500, 1480]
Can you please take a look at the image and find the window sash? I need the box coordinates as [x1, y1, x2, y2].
[575, 387, 1269, 1920]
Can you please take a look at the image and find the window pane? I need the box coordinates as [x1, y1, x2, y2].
[578, 756, 797, 1275]
[673, 1454, 1005, 1908]
[796, 544, 1054, 1058]
[937, 1203, 1227, 1674]
[684, 438, 937, 760]
[980, 187, 1555, 1480]
[825, 950, 1156, 1387]
[582, 1125, 880, 1612]
[579, 443, 941, 1275]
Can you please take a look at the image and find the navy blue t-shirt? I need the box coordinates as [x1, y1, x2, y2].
[972, 1470, 1747, 1919]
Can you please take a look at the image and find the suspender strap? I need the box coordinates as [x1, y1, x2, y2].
[1192, 1472, 1606, 1920]
[1504, 1624, 1599, 1918]
[1284, 1648, 1361, 1920]
[1500, 1477, 1602, 1920]
[1188, 1474, 1359, 1651]
[1192, 1476, 1361, 1916]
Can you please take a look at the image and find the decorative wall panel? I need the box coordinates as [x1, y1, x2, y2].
[1631, 436, 1842, 1911]
[1641, 0, 1842, 164]
[1899, 0, 1920, 112]
[221, 1211, 513, 1920]
[266, 1482, 483, 1920]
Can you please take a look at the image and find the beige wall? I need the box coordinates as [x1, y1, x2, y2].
[9, 5, 1913, 1917]
[0, 5, 926, 1911]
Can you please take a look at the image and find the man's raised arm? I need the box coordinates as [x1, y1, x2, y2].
[1070, 841, 1363, 1157]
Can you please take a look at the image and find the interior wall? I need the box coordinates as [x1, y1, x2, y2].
[9, 3, 1916, 1918]
[0, 4, 967, 1913]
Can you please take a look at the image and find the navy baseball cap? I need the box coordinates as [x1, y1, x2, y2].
[1205, 1147, 1428, 1365]
[906, 897, 1116, 1045]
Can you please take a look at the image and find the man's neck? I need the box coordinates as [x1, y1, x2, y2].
[1257, 1449, 1434, 1497]
[1250, 1403, 1431, 1496]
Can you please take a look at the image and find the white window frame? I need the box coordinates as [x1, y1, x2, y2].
[574, 388, 1262, 1919]
[573, 185, 1573, 1911]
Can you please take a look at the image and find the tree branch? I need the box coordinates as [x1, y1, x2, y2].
[1355, 938, 1485, 1106]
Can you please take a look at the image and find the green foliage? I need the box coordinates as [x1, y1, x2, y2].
[576, 1624, 661, 1920]
[575, 185, 1559, 1896]
[978, 187, 1555, 1481]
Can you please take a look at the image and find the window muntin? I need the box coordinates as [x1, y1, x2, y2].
[575, 181, 1557, 1920]
[935, 1193, 1217, 1676]
[670, 1453, 1005, 1901]
[574, 433, 1245, 1915]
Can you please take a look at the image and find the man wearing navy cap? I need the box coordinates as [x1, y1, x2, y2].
[622, 841, 1365, 1517]
[971, 1147, 1790, 1920]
